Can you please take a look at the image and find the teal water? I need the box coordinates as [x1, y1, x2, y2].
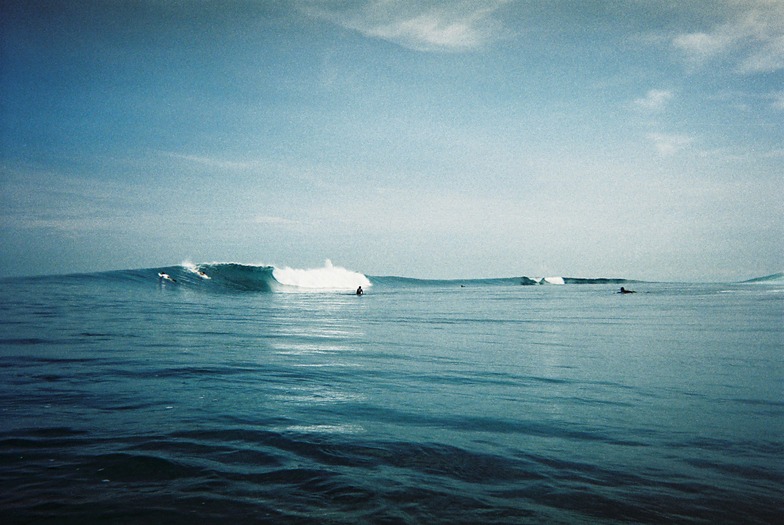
[1, 267, 782, 524]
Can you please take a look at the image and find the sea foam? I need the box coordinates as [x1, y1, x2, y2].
[272, 260, 371, 290]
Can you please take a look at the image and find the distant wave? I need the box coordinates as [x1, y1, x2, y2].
[517, 276, 633, 285]
[562, 277, 632, 285]
[370, 275, 634, 288]
[741, 272, 784, 284]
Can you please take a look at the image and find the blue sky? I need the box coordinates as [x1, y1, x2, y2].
[1, 0, 782, 281]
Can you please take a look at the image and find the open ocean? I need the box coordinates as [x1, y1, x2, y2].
[1, 263, 782, 524]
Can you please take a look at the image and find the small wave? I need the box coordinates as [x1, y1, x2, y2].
[741, 272, 784, 284]
[281, 424, 365, 434]
[562, 277, 632, 284]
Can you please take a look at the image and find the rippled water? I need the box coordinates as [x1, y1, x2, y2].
[1, 275, 782, 523]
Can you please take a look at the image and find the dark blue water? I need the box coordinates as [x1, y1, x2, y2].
[1, 268, 782, 524]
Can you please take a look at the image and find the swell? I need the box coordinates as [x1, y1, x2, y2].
[0, 265, 644, 293]
[2, 425, 781, 524]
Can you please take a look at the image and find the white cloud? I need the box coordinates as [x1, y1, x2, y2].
[763, 148, 784, 158]
[672, 3, 784, 73]
[673, 30, 734, 61]
[740, 33, 784, 73]
[299, 0, 509, 52]
[633, 89, 674, 111]
[773, 91, 784, 110]
[647, 133, 695, 156]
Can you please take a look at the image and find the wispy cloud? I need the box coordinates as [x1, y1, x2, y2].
[161, 152, 261, 171]
[253, 215, 300, 227]
[299, 0, 509, 52]
[672, 3, 784, 73]
[0, 166, 152, 235]
[647, 133, 695, 156]
[633, 89, 674, 112]
[763, 148, 784, 158]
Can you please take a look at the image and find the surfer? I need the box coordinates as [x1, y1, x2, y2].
[158, 272, 176, 283]
[619, 287, 635, 294]
[356, 286, 363, 296]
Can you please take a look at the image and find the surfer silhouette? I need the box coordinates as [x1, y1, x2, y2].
[619, 287, 635, 294]
[356, 286, 363, 296]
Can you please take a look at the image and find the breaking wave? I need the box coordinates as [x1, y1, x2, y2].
[151, 260, 370, 292]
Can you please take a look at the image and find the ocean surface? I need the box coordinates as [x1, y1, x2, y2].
[1, 263, 782, 524]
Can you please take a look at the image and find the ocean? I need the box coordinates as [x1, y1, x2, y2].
[1, 263, 782, 524]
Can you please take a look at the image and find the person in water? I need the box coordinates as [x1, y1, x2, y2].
[356, 286, 363, 296]
[619, 287, 635, 294]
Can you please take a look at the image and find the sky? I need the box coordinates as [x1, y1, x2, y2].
[1, 0, 782, 281]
